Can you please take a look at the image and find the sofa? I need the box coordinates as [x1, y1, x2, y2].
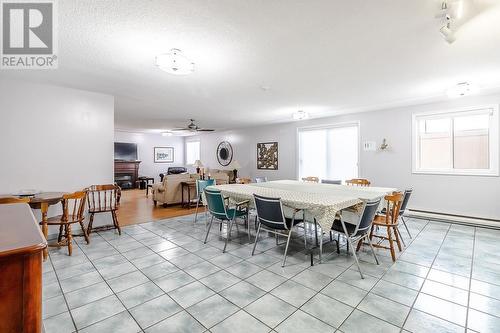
[152, 173, 199, 207]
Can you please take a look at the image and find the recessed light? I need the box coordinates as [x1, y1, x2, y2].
[155, 48, 195, 75]
[292, 110, 309, 120]
[446, 82, 479, 98]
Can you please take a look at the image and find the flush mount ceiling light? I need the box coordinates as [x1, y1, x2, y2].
[292, 110, 309, 120]
[155, 48, 195, 75]
[446, 82, 479, 98]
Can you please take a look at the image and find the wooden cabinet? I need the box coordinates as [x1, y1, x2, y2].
[0, 204, 47, 333]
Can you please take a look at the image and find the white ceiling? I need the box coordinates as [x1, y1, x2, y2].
[3, 0, 500, 131]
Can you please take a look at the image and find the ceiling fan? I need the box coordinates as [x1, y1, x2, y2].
[170, 119, 215, 133]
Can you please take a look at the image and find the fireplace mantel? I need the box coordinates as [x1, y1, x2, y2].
[114, 160, 141, 189]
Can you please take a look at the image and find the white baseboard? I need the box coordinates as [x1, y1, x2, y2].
[408, 210, 500, 229]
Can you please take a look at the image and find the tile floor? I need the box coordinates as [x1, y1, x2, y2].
[42, 213, 500, 333]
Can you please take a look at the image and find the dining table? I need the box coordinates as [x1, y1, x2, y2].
[208, 180, 397, 263]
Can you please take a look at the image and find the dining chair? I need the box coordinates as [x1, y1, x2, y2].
[302, 176, 319, 183]
[379, 188, 413, 245]
[203, 188, 250, 252]
[330, 197, 382, 278]
[369, 192, 403, 262]
[321, 179, 342, 185]
[86, 184, 121, 237]
[346, 178, 371, 187]
[0, 197, 30, 204]
[42, 191, 88, 256]
[254, 176, 268, 183]
[252, 194, 304, 267]
[193, 179, 216, 224]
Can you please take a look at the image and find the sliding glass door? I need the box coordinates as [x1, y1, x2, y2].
[298, 124, 359, 182]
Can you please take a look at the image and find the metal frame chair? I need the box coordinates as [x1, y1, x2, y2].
[254, 177, 268, 183]
[203, 188, 249, 252]
[399, 189, 413, 239]
[330, 197, 382, 278]
[193, 179, 216, 224]
[321, 179, 342, 185]
[252, 194, 304, 267]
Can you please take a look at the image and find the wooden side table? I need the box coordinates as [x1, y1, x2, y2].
[137, 176, 155, 196]
[181, 181, 197, 208]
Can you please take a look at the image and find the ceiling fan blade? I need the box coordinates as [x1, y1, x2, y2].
[196, 129, 215, 132]
[170, 128, 189, 131]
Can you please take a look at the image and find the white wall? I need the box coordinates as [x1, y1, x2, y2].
[114, 131, 185, 182]
[194, 94, 500, 220]
[0, 79, 115, 233]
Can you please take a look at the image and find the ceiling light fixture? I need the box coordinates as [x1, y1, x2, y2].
[446, 82, 479, 98]
[155, 48, 195, 75]
[440, 15, 456, 44]
[292, 110, 309, 120]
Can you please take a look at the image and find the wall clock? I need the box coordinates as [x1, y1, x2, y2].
[217, 141, 233, 166]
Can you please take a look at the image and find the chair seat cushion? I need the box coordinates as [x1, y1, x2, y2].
[212, 208, 247, 220]
[261, 217, 303, 230]
[331, 219, 356, 235]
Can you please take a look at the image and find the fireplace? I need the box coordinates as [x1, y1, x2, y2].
[114, 160, 141, 189]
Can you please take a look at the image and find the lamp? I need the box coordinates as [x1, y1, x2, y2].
[193, 160, 204, 175]
[228, 160, 241, 180]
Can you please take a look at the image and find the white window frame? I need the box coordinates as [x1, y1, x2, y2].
[412, 105, 499, 176]
[296, 121, 361, 180]
[185, 140, 201, 165]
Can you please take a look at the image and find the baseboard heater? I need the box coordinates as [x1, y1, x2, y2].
[408, 209, 500, 229]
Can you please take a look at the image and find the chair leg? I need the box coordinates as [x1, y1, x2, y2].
[393, 225, 402, 251]
[396, 226, 406, 247]
[223, 219, 235, 253]
[87, 213, 95, 239]
[66, 223, 73, 256]
[275, 234, 279, 245]
[336, 233, 340, 254]
[246, 213, 251, 241]
[401, 216, 412, 239]
[387, 226, 396, 262]
[314, 220, 319, 246]
[57, 225, 64, 243]
[80, 220, 90, 244]
[348, 237, 364, 279]
[204, 216, 214, 244]
[193, 200, 200, 224]
[366, 235, 380, 265]
[112, 210, 121, 235]
[252, 223, 261, 255]
[282, 231, 292, 267]
[318, 224, 323, 263]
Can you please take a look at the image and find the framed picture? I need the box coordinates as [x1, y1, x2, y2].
[257, 142, 278, 170]
[154, 147, 174, 163]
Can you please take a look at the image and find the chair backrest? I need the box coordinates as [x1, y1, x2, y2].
[346, 178, 371, 187]
[62, 191, 87, 221]
[383, 192, 404, 225]
[353, 197, 382, 237]
[321, 179, 342, 185]
[254, 177, 268, 183]
[302, 176, 319, 183]
[204, 188, 228, 218]
[196, 179, 215, 198]
[0, 197, 30, 204]
[87, 184, 119, 212]
[400, 188, 413, 214]
[253, 194, 288, 230]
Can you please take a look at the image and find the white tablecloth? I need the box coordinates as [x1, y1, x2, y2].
[208, 180, 396, 231]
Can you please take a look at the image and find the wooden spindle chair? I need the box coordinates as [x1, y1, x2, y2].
[346, 178, 371, 187]
[0, 197, 30, 204]
[86, 184, 121, 237]
[42, 191, 88, 256]
[301, 176, 320, 183]
[368, 192, 403, 261]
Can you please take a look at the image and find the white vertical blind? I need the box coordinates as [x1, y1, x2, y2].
[298, 124, 359, 181]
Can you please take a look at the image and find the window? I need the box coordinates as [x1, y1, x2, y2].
[185, 141, 200, 165]
[298, 124, 359, 181]
[413, 106, 499, 176]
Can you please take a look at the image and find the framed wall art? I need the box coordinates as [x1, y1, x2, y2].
[257, 142, 278, 170]
[154, 147, 174, 163]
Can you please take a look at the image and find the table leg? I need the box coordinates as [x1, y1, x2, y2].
[181, 184, 185, 208]
[41, 202, 49, 261]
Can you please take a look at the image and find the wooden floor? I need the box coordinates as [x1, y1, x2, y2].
[116, 189, 198, 226]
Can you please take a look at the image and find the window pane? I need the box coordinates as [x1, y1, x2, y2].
[186, 141, 200, 165]
[327, 126, 358, 181]
[418, 118, 452, 169]
[299, 130, 327, 179]
[453, 114, 489, 169]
